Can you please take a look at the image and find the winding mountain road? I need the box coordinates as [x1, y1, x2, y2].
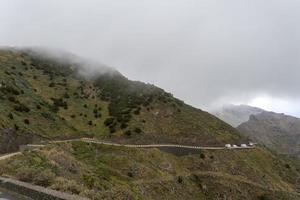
[79, 138, 254, 150]
[0, 138, 254, 161]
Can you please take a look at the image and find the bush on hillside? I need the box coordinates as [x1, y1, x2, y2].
[7, 113, 14, 120]
[104, 118, 115, 126]
[14, 104, 30, 112]
[134, 127, 142, 134]
[177, 176, 183, 184]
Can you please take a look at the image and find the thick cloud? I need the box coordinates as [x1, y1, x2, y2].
[1, 0, 300, 116]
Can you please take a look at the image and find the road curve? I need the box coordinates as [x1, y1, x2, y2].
[0, 138, 254, 161]
[0, 152, 22, 161]
[77, 138, 254, 150]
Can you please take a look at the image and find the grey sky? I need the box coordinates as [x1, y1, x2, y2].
[1, 0, 300, 117]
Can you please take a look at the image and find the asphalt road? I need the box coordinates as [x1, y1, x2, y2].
[0, 189, 31, 200]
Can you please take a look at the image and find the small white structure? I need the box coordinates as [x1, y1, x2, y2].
[241, 144, 247, 148]
[225, 144, 231, 148]
[249, 142, 257, 146]
[232, 145, 238, 148]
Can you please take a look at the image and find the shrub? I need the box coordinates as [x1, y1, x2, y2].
[14, 104, 30, 112]
[41, 112, 56, 121]
[49, 82, 55, 87]
[94, 113, 101, 118]
[177, 176, 183, 184]
[8, 113, 14, 120]
[133, 108, 140, 115]
[8, 96, 16, 102]
[200, 153, 205, 159]
[33, 169, 56, 187]
[51, 98, 68, 109]
[124, 130, 131, 137]
[285, 164, 290, 169]
[258, 194, 271, 200]
[134, 127, 142, 134]
[1, 85, 20, 95]
[120, 123, 128, 129]
[104, 118, 115, 126]
[109, 127, 116, 133]
[14, 124, 19, 130]
[24, 119, 30, 124]
[88, 121, 93, 126]
[127, 171, 134, 177]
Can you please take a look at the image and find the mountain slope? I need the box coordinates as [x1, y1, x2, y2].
[0, 48, 242, 153]
[0, 48, 299, 199]
[212, 104, 265, 127]
[238, 112, 300, 159]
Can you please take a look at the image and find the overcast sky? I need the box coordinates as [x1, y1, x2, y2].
[1, 0, 300, 117]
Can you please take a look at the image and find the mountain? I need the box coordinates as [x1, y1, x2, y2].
[238, 112, 300, 159]
[212, 104, 265, 127]
[0, 48, 242, 151]
[0, 48, 299, 199]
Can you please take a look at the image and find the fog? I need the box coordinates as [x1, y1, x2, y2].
[1, 0, 300, 117]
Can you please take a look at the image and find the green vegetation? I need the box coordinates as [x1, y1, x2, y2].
[0, 48, 299, 199]
[0, 49, 242, 145]
[0, 142, 299, 199]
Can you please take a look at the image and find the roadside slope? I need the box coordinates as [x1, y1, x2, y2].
[0, 141, 299, 200]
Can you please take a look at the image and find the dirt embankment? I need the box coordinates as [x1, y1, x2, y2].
[0, 129, 42, 154]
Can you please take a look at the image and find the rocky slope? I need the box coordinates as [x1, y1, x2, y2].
[238, 112, 300, 159]
[212, 104, 265, 127]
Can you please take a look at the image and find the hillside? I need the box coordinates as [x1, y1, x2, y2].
[0, 48, 300, 199]
[212, 104, 265, 127]
[1, 141, 300, 200]
[0, 48, 242, 152]
[238, 112, 300, 159]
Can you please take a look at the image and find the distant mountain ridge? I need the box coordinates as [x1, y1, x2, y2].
[238, 111, 300, 158]
[212, 104, 265, 127]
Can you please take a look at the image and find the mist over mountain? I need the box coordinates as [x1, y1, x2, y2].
[2, 1, 300, 113]
[211, 104, 265, 127]
[1, 1, 300, 199]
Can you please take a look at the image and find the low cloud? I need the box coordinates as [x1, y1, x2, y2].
[1, 0, 300, 115]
